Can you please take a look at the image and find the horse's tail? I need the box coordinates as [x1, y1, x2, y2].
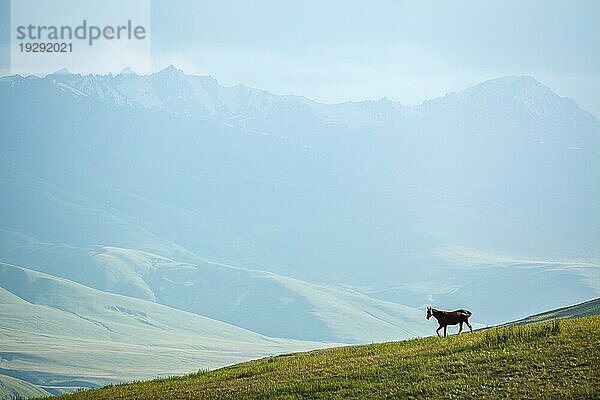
[459, 309, 472, 318]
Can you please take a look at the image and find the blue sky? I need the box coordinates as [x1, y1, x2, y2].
[2, 0, 599, 116]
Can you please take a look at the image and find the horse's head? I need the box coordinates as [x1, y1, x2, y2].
[426, 306, 433, 319]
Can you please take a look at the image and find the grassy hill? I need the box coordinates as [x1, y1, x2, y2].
[43, 316, 600, 400]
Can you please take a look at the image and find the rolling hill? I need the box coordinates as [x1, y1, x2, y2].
[0, 262, 326, 397]
[38, 315, 600, 399]
[0, 229, 430, 343]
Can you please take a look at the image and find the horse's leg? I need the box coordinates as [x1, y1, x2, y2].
[466, 319, 473, 333]
[436, 325, 442, 337]
[443, 325, 447, 337]
[458, 322, 463, 334]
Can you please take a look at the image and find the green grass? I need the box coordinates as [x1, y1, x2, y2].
[43, 316, 600, 400]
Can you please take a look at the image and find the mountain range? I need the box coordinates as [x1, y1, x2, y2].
[0, 66, 598, 397]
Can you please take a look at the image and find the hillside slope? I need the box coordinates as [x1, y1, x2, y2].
[44, 316, 600, 400]
[0, 375, 51, 399]
[506, 297, 600, 326]
[0, 230, 429, 343]
[0, 262, 326, 397]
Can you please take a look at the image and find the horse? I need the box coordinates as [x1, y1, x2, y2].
[426, 306, 473, 337]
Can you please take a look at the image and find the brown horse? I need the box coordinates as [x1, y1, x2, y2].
[426, 306, 473, 337]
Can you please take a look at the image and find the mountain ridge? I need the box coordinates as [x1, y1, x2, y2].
[3, 67, 597, 133]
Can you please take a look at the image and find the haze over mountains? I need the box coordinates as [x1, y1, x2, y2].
[0, 67, 599, 397]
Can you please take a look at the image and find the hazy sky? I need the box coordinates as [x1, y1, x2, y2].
[149, 0, 600, 117]
[2, 0, 599, 116]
